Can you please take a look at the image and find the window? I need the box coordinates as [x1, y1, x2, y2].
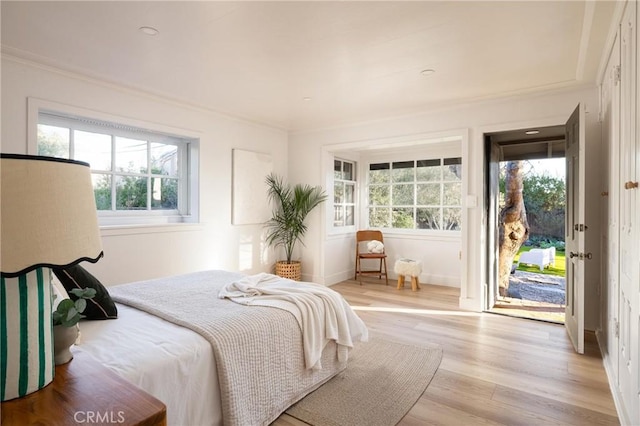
[368, 157, 462, 231]
[37, 112, 197, 225]
[333, 159, 356, 227]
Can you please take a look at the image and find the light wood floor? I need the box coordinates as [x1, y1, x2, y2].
[274, 278, 619, 426]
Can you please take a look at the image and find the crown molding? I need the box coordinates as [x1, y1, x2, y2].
[1, 47, 288, 133]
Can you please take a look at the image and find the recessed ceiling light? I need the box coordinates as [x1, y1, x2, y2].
[303, 97, 312, 101]
[525, 130, 540, 135]
[420, 69, 435, 76]
[139, 26, 159, 36]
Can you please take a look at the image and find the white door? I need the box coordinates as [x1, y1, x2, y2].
[602, 29, 621, 385]
[618, 1, 639, 422]
[565, 104, 585, 354]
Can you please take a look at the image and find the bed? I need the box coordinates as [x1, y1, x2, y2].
[73, 269, 366, 426]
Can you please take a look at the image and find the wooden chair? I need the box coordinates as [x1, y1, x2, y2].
[354, 230, 388, 285]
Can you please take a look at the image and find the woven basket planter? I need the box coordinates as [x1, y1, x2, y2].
[275, 261, 301, 281]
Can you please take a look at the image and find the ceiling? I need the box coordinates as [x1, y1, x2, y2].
[1, 1, 616, 132]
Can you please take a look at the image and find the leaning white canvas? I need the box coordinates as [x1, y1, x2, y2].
[232, 149, 273, 225]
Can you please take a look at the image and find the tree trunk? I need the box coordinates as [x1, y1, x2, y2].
[498, 161, 530, 296]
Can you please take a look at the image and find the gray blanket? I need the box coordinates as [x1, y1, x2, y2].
[110, 270, 346, 426]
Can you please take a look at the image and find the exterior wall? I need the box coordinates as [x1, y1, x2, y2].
[289, 85, 602, 321]
[1, 55, 288, 285]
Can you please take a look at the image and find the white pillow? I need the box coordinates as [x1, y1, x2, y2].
[367, 240, 385, 253]
[51, 270, 70, 310]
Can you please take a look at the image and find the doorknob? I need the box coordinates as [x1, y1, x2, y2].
[569, 252, 592, 260]
[624, 181, 638, 189]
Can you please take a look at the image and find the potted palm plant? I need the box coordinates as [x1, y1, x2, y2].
[265, 173, 327, 280]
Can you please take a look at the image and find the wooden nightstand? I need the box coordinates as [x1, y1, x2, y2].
[1, 350, 166, 426]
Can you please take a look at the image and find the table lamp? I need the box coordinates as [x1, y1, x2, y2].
[0, 154, 103, 401]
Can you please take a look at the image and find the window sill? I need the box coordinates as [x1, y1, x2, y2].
[100, 223, 202, 237]
[382, 229, 461, 242]
[327, 226, 357, 238]
[327, 228, 460, 242]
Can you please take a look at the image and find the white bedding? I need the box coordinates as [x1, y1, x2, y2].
[74, 270, 365, 426]
[75, 303, 222, 426]
[219, 272, 368, 369]
[109, 270, 351, 425]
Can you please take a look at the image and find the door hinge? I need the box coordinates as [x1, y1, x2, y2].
[573, 224, 588, 231]
[614, 65, 621, 85]
[615, 319, 619, 338]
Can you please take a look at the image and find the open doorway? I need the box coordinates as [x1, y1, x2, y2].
[485, 125, 567, 323]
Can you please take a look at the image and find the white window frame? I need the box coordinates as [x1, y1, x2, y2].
[366, 156, 462, 233]
[28, 98, 200, 228]
[333, 158, 356, 228]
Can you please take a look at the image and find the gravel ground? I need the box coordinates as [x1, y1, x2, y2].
[507, 271, 566, 305]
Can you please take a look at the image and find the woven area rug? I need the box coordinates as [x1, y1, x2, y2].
[285, 338, 443, 426]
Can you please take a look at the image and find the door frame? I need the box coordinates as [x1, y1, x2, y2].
[478, 115, 569, 312]
[485, 136, 501, 310]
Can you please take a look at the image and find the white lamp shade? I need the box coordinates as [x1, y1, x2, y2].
[1, 154, 103, 276]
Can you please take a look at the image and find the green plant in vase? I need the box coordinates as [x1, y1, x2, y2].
[53, 288, 96, 327]
[53, 287, 96, 365]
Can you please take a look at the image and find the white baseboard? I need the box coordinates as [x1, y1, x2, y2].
[595, 329, 631, 426]
[303, 270, 352, 286]
[413, 272, 460, 288]
[458, 296, 483, 312]
[322, 269, 461, 288]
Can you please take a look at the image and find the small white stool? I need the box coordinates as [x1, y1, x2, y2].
[394, 258, 422, 291]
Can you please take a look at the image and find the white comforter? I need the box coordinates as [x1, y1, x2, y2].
[219, 273, 368, 369]
[76, 304, 221, 426]
[109, 270, 361, 426]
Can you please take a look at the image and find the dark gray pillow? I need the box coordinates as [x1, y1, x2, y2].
[53, 264, 117, 320]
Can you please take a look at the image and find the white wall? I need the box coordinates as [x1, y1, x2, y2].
[356, 141, 463, 287]
[322, 233, 461, 287]
[289, 85, 602, 319]
[1, 54, 604, 327]
[1, 55, 288, 286]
